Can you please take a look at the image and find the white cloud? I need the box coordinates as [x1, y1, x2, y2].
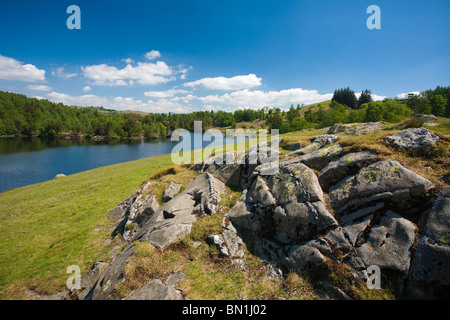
[82, 86, 92, 92]
[0, 54, 46, 82]
[144, 89, 190, 98]
[396, 91, 420, 99]
[52, 67, 77, 79]
[47, 91, 110, 107]
[184, 74, 262, 90]
[52, 67, 78, 79]
[26, 84, 52, 91]
[45, 91, 191, 113]
[145, 50, 161, 60]
[82, 61, 174, 86]
[198, 88, 334, 109]
[355, 92, 387, 101]
[122, 58, 134, 64]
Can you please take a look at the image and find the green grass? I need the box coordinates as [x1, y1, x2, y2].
[0, 153, 174, 299]
[424, 117, 450, 135]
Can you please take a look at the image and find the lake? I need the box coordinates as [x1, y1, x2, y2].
[0, 132, 231, 193]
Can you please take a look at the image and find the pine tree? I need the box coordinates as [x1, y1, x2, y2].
[358, 89, 373, 108]
[332, 87, 358, 109]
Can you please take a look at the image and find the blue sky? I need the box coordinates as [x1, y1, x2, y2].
[0, 0, 448, 113]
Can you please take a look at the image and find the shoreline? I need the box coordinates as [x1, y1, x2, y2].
[0, 133, 171, 141]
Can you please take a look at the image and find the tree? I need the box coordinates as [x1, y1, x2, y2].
[430, 94, 447, 117]
[332, 87, 358, 109]
[417, 97, 432, 115]
[406, 93, 420, 113]
[358, 89, 373, 108]
[365, 102, 385, 122]
[287, 105, 296, 122]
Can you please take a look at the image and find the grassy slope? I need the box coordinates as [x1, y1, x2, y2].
[0, 115, 448, 300]
[0, 154, 173, 299]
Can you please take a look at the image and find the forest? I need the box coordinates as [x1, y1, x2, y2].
[0, 86, 448, 139]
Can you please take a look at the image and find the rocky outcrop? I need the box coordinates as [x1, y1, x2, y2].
[385, 128, 439, 151]
[208, 216, 246, 270]
[287, 134, 338, 156]
[345, 211, 417, 283]
[319, 151, 379, 190]
[134, 173, 226, 248]
[91, 245, 136, 300]
[347, 122, 383, 135]
[162, 181, 182, 202]
[77, 261, 109, 300]
[329, 160, 434, 214]
[327, 123, 349, 134]
[88, 126, 447, 300]
[192, 127, 444, 298]
[286, 142, 302, 151]
[124, 278, 184, 300]
[414, 114, 438, 123]
[283, 144, 343, 170]
[109, 182, 159, 240]
[406, 189, 450, 299]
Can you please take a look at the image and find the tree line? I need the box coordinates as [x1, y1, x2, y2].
[0, 86, 448, 139]
[267, 86, 449, 134]
[0, 91, 264, 138]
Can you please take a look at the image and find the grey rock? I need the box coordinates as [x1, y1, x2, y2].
[92, 245, 135, 300]
[141, 218, 195, 249]
[254, 239, 287, 267]
[414, 114, 438, 123]
[327, 123, 349, 134]
[33, 292, 68, 300]
[133, 194, 160, 227]
[77, 261, 109, 300]
[112, 182, 156, 240]
[185, 173, 226, 215]
[209, 216, 246, 270]
[160, 193, 196, 219]
[283, 144, 344, 171]
[287, 244, 328, 274]
[347, 122, 383, 135]
[246, 176, 276, 207]
[406, 191, 450, 299]
[322, 227, 353, 255]
[287, 134, 338, 156]
[319, 151, 379, 190]
[352, 211, 416, 277]
[385, 128, 439, 151]
[270, 161, 324, 205]
[329, 160, 434, 214]
[131, 193, 195, 246]
[342, 212, 374, 247]
[267, 161, 337, 244]
[286, 142, 302, 151]
[317, 281, 352, 300]
[273, 202, 337, 244]
[107, 191, 138, 222]
[124, 279, 183, 300]
[227, 201, 259, 231]
[165, 272, 186, 286]
[162, 181, 182, 202]
[424, 195, 450, 243]
[407, 236, 450, 299]
[54, 173, 66, 178]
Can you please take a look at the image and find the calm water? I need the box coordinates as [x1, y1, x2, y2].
[0, 132, 229, 193]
